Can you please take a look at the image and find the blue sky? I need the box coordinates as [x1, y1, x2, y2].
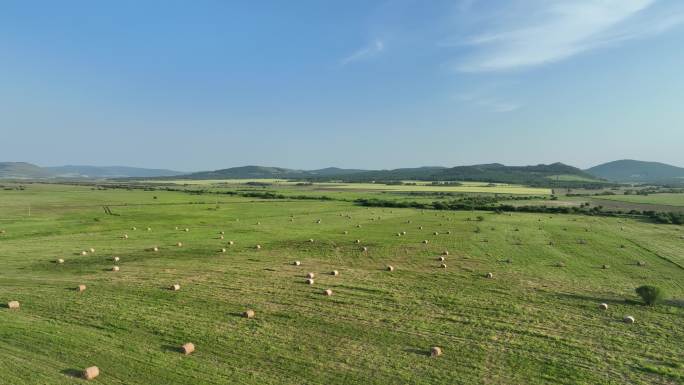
[1, 0, 683, 171]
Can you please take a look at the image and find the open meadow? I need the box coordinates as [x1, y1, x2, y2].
[1, 183, 683, 384]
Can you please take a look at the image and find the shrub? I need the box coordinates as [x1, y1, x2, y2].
[635, 285, 665, 306]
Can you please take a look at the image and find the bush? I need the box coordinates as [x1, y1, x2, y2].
[635, 285, 665, 306]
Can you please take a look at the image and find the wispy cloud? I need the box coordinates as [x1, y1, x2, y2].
[456, 92, 522, 113]
[448, 0, 684, 72]
[340, 39, 385, 66]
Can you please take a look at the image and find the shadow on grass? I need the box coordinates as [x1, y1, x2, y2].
[665, 299, 684, 308]
[60, 368, 83, 378]
[161, 344, 183, 353]
[555, 293, 637, 306]
[403, 348, 429, 357]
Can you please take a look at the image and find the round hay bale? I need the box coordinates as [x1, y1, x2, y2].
[255, 244, 262, 250]
[57, 258, 65, 264]
[176, 242, 183, 247]
[111, 266, 120, 272]
[386, 265, 394, 272]
[419, 226, 423, 230]
[220, 248, 227, 253]
[485, 272, 493, 279]
[430, 346, 443, 357]
[422, 240, 429, 244]
[623, 315, 635, 324]
[113, 256, 120, 262]
[397, 232, 401, 236]
[77, 284, 87, 292]
[147, 227, 152, 231]
[7, 301, 20, 309]
[123, 234, 128, 239]
[440, 263, 447, 269]
[293, 261, 301, 266]
[602, 264, 609, 269]
[343, 231, 348, 235]
[362, 246, 368, 252]
[243, 309, 255, 318]
[219, 231, 225, 235]
[82, 366, 100, 380]
[309, 239, 314, 243]
[446, 231, 451, 235]
[170, 284, 180, 291]
[219, 235, 224, 240]
[598, 303, 608, 310]
[306, 272, 315, 279]
[355, 239, 361, 244]
[433, 232, 439, 236]
[324, 289, 333, 296]
[402, 231, 406, 235]
[184, 228, 189, 232]
[316, 219, 321, 224]
[153, 247, 159, 252]
[89, 248, 96, 253]
[438, 256, 445, 261]
[80, 251, 88, 256]
[636, 261, 646, 266]
[443, 251, 449, 256]
[331, 270, 339, 276]
[228, 241, 234, 245]
[132, 226, 137, 231]
[256, 222, 261, 225]
[181, 342, 195, 355]
[306, 278, 314, 285]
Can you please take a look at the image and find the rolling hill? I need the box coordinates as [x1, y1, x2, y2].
[0, 162, 183, 179]
[587, 160, 684, 184]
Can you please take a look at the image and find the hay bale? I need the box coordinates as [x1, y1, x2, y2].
[316, 219, 321, 224]
[82, 366, 100, 380]
[256, 222, 261, 225]
[113, 257, 120, 262]
[181, 342, 195, 355]
[111, 266, 120, 272]
[443, 251, 449, 256]
[362, 246, 368, 252]
[419, 226, 423, 230]
[123, 234, 128, 239]
[637, 261, 646, 266]
[386, 265, 394, 272]
[446, 231, 451, 235]
[324, 289, 333, 296]
[309, 239, 314, 243]
[440, 263, 447, 269]
[219, 235, 224, 240]
[623, 315, 635, 324]
[331, 270, 339, 276]
[153, 247, 159, 252]
[243, 309, 255, 318]
[438, 256, 445, 261]
[7, 301, 20, 309]
[355, 239, 361, 244]
[77, 284, 87, 292]
[598, 303, 608, 310]
[433, 232, 439, 236]
[184, 228, 189, 232]
[430, 346, 443, 357]
[293, 261, 301, 266]
[485, 272, 493, 278]
[220, 248, 227, 253]
[229, 241, 235, 245]
[176, 242, 183, 247]
[175, 226, 179, 230]
[306, 278, 314, 285]
[255, 244, 262, 250]
[219, 231, 225, 235]
[132, 227, 137, 231]
[147, 227, 151, 231]
[402, 231, 406, 235]
[602, 264, 609, 269]
[306, 272, 315, 279]
[57, 258, 65, 264]
[80, 251, 88, 256]
[89, 248, 96, 253]
[422, 240, 429, 244]
[170, 284, 180, 291]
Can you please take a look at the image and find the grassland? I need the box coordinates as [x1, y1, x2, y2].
[144, 179, 551, 195]
[1, 183, 683, 384]
[595, 193, 684, 207]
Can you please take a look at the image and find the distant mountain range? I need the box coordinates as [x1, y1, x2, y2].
[0, 162, 183, 179]
[172, 163, 602, 186]
[3, 159, 683, 186]
[586, 160, 684, 184]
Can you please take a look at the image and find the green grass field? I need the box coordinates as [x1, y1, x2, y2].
[595, 193, 684, 207]
[1, 184, 683, 384]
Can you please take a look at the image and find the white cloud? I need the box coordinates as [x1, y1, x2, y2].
[340, 39, 385, 66]
[450, 0, 684, 72]
[456, 92, 522, 113]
